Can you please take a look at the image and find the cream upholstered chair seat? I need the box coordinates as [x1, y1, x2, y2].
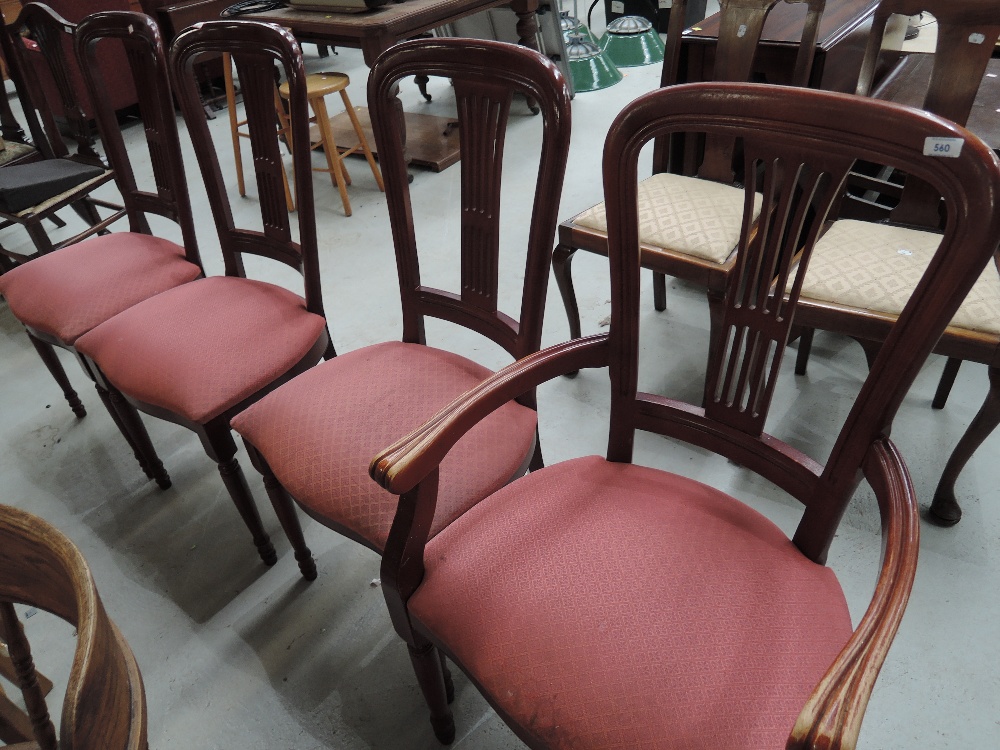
[573, 172, 764, 263]
[794, 219, 1000, 336]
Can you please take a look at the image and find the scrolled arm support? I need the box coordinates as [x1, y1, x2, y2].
[370, 335, 610, 496]
[788, 437, 919, 750]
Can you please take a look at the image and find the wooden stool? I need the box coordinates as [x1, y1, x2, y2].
[278, 72, 384, 217]
[223, 52, 296, 212]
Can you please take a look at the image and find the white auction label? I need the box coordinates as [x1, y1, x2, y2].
[611, 1, 625, 12]
[658, 0, 673, 7]
[923, 137, 964, 158]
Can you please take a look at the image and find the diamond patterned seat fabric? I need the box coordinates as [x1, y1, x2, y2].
[231, 341, 538, 551]
[0, 233, 201, 345]
[75, 276, 327, 423]
[794, 219, 1000, 336]
[410, 456, 853, 750]
[574, 172, 764, 264]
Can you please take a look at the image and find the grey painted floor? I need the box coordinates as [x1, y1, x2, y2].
[1, 11, 998, 750]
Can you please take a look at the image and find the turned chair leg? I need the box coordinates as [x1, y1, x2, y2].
[244, 442, 317, 580]
[933, 357, 962, 410]
[106, 387, 171, 489]
[552, 244, 581, 341]
[26, 334, 86, 418]
[929, 366, 1000, 526]
[205, 428, 277, 566]
[408, 635, 455, 744]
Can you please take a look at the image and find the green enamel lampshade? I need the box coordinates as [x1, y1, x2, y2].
[599, 15, 665, 67]
[566, 34, 622, 92]
[560, 10, 598, 45]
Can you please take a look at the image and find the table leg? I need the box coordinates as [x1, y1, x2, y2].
[511, 0, 541, 114]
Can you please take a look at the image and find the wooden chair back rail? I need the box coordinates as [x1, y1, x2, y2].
[0, 505, 147, 750]
[367, 40, 572, 363]
[75, 11, 201, 262]
[600, 84, 1000, 562]
[170, 21, 325, 317]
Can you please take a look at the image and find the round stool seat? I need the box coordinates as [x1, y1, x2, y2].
[279, 72, 349, 99]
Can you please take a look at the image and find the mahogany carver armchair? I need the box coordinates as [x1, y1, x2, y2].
[0, 11, 202, 480]
[231, 38, 571, 582]
[791, 0, 1000, 525]
[0, 3, 125, 264]
[75, 20, 333, 569]
[553, 0, 823, 385]
[0, 504, 147, 749]
[369, 83, 1000, 747]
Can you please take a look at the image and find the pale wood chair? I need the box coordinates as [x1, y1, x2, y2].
[0, 503, 146, 749]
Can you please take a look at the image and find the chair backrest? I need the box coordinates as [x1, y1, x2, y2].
[655, 0, 825, 180]
[603, 82, 1000, 563]
[367, 39, 572, 383]
[169, 20, 325, 318]
[0, 504, 147, 750]
[0, 3, 99, 163]
[74, 11, 200, 265]
[855, 0, 1000, 226]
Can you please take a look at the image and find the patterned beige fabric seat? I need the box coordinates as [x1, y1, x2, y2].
[795, 220, 1000, 336]
[574, 172, 764, 264]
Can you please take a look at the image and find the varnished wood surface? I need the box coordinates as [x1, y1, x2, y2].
[329, 105, 461, 171]
[874, 53, 1000, 152]
[258, 0, 539, 64]
[681, 0, 879, 92]
[688, 0, 877, 47]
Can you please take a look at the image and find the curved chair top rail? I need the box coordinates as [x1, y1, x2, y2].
[170, 19, 324, 317]
[367, 38, 572, 364]
[601, 82, 1000, 561]
[74, 10, 201, 263]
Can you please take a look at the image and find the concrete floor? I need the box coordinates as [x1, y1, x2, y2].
[2, 10, 998, 749]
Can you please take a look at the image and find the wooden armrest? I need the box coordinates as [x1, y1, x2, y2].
[370, 335, 610, 496]
[789, 437, 919, 750]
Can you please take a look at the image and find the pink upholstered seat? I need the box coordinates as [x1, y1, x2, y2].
[0, 233, 201, 345]
[410, 456, 853, 750]
[231, 341, 538, 551]
[75, 276, 327, 424]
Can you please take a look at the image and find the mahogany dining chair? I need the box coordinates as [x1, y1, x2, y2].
[230, 38, 571, 588]
[75, 20, 333, 570]
[790, 0, 1000, 525]
[0, 503, 147, 750]
[0, 10, 202, 484]
[0, 3, 125, 264]
[369, 82, 1000, 746]
[553, 0, 824, 389]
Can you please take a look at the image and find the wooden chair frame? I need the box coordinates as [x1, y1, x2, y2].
[0, 504, 146, 750]
[369, 83, 1000, 747]
[79, 20, 333, 569]
[792, 0, 1000, 525]
[233, 37, 572, 582]
[0, 3, 125, 264]
[553, 0, 824, 390]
